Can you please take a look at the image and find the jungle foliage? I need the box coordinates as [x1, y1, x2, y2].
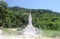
[0, 1, 60, 30]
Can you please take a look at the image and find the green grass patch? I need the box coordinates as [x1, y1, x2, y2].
[2, 28, 21, 35]
[2, 28, 60, 37]
[42, 30, 60, 37]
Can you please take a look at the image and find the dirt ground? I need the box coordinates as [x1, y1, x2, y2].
[0, 35, 60, 39]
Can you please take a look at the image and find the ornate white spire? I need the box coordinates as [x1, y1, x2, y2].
[20, 13, 41, 35]
[28, 13, 33, 27]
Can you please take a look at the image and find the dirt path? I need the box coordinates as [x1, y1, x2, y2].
[0, 35, 59, 39]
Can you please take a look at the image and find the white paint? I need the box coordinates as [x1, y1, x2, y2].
[0, 29, 2, 35]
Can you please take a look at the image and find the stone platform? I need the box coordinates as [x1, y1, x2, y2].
[0, 35, 57, 39]
[0, 35, 42, 39]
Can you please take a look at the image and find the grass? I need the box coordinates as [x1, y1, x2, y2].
[2, 28, 60, 37]
[42, 30, 60, 37]
[2, 28, 20, 35]
[1, 28, 60, 39]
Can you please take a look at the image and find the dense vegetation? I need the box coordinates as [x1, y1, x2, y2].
[0, 1, 60, 30]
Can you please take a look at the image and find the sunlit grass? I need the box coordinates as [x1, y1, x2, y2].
[2, 28, 19, 35]
[2, 28, 60, 37]
[42, 30, 60, 37]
